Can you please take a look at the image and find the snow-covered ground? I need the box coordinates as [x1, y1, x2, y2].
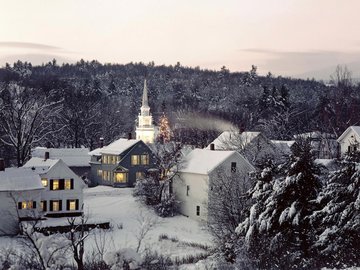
[0, 186, 213, 267]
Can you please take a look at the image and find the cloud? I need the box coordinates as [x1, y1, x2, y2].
[0, 41, 61, 51]
[240, 48, 360, 78]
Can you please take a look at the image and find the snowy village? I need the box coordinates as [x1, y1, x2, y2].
[1, 1, 360, 270]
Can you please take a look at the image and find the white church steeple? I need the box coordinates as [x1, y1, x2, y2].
[136, 80, 155, 144]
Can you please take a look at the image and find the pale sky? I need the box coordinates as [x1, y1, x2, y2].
[1, 0, 360, 79]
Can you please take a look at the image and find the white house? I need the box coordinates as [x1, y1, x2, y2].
[206, 130, 281, 165]
[294, 131, 338, 159]
[337, 126, 360, 156]
[173, 148, 255, 221]
[0, 165, 43, 235]
[31, 147, 91, 179]
[23, 157, 86, 217]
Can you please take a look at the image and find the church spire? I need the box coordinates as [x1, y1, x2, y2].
[142, 79, 149, 108]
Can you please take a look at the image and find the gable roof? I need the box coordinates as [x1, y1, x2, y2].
[206, 131, 261, 150]
[337, 126, 360, 142]
[0, 167, 43, 192]
[23, 157, 59, 174]
[179, 148, 244, 175]
[31, 147, 90, 167]
[89, 138, 140, 156]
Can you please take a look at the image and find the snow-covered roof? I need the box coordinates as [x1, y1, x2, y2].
[294, 131, 336, 139]
[0, 167, 43, 191]
[206, 131, 261, 150]
[89, 138, 140, 156]
[179, 148, 238, 175]
[31, 147, 90, 167]
[271, 140, 295, 154]
[337, 126, 360, 142]
[23, 157, 59, 173]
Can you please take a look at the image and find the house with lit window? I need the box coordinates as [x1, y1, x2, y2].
[337, 126, 360, 156]
[89, 137, 155, 187]
[0, 162, 43, 235]
[173, 148, 255, 221]
[23, 156, 86, 217]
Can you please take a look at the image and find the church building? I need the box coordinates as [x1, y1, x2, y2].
[136, 80, 156, 144]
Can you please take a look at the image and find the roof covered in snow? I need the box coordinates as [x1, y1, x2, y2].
[206, 131, 261, 150]
[0, 167, 43, 191]
[179, 148, 239, 175]
[89, 138, 140, 156]
[31, 147, 90, 167]
[23, 157, 59, 173]
[337, 126, 360, 142]
[294, 131, 336, 139]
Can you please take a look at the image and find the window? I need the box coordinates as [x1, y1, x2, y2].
[186, 185, 190, 196]
[112, 156, 118, 164]
[231, 162, 237, 173]
[65, 179, 73, 190]
[102, 155, 108, 164]
[41, 178, 48, 187]
[51, 180, 59, 190]
[97, 169, 102, 177]
[18, 201, 36, 209]
[196, 206, 200, 216]
[141, 154, 149, 165]
[102, 170, 111, 181]
[67, 199, 79, 211]
[131, 155, 140, 165]
[41, 201, 47, 212]
[114, 172, 127, 183]
[136, 171, 144, 180]
[50, 200, 62, 212]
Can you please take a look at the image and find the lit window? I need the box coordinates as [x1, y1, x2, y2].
[131, 155, 140, 165]
[97, 169, 102, 177]
[65, 179, 72, 190]
[116, 156, 121, 163]
[19, 201, 35, 209]
[41, 178, 48, 187]
[196, 206, 200, 216]
[136, 172, 144, 180]
[114, 172, 127, 183]
[68, 200, 77, 211]
[52, 180, 59, 190]
[112, 156, 117, 164]
[102, 155, 107, 164]
[52, 201, 60, 211]
[141, 154, 149, 165]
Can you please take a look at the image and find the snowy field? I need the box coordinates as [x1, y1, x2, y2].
[0, 186, 214, 268]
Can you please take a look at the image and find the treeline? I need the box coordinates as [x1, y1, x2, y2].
[0, 60, 359, 165]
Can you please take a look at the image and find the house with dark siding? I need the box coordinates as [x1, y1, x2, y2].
[89, 138, 155, 187]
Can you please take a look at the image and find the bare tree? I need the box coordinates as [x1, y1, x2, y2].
[134, 211, 158, 252]
[207, 169, 253, 240]
[0, 82, 63, 166]
[330, 65, 353, 88]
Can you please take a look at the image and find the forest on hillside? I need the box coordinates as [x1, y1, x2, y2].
[0, 60, 359, 166]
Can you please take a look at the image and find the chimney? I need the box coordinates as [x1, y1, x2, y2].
[128, 132, 132, 140]
[44, 152, 50, 160]
[0, 158, 4, 171]
[210, 143, 215, 151]
[99, 137, 104, 148]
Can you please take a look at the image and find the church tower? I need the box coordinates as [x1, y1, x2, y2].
[135, 79, 155, 144]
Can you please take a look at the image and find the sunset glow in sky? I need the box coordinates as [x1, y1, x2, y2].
[1, 0, 360, 78]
